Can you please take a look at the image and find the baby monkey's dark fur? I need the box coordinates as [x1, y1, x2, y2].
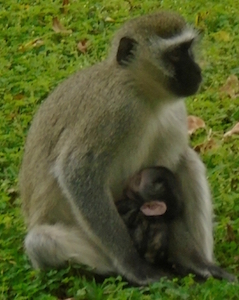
[116, 166, 182, 266]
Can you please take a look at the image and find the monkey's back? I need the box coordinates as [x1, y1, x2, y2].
[20, 62, 148, 226]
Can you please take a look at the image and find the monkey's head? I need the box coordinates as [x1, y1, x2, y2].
[125, 166, 183, 219]
[109, 11, 202, 98]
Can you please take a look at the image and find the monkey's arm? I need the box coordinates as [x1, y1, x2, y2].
[168, 147, 235, 281]
[54, 145, 172, 285]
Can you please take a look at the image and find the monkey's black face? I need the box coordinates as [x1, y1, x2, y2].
[164, 41, 202, 97]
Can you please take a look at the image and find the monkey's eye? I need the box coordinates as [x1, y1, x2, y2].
[154, 182, 166, 194]
[133, 173, 142, 187]
[167, 48, 181, 62]
[167, 40, 194, 62]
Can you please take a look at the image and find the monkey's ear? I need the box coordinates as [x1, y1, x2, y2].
[116, 37, 138, 65]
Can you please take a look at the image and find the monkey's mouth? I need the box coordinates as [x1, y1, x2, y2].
[140, 201, 167, 216]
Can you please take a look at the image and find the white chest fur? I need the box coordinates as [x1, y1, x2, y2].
[110, 100, 188, 199]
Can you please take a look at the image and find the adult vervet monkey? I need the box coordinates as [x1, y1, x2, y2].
[20, 11, 235, 284]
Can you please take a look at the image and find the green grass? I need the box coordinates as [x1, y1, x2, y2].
[1, 0, 239, 299]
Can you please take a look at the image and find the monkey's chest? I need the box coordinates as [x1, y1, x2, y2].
[110, 104, 187, 200]
[127, 109, 187, 171]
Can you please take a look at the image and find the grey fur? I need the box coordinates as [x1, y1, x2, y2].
[20, 11, 235, 284]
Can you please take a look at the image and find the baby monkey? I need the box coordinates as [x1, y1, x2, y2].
[116, 166, 182, 266]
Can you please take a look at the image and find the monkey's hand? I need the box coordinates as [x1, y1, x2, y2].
[207, 264, 237, 282]
[173, 260, 237, 283]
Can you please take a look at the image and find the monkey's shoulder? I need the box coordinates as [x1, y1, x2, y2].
[36, 63, 142, 126]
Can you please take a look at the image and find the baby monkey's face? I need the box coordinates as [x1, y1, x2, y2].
[125, 167, 172, 217]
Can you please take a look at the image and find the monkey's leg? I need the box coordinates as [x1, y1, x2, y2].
[25, 224, 113, 274]
[168, 147, 236, 282]
[53, 154, 175, 285]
